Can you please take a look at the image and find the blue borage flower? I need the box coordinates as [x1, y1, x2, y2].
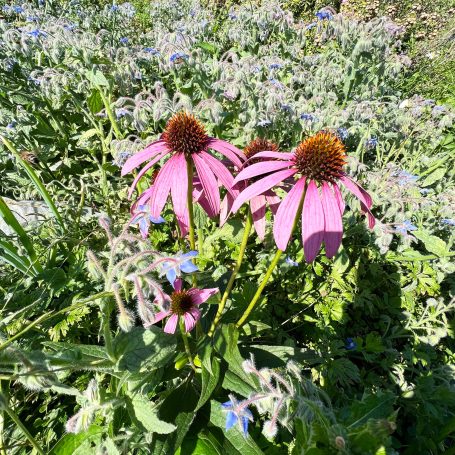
[345, 338, 357, 350]
[27, 29, 47, 38]
[337, 127, 349, 141]
[160, 251, 198, 285]
[144, 47, 159, 55]
[170, 52, 189, 64]
[365, 137, 378, 149]
[300, 113, 316, 122]
[285, 257, 299, 267]
[394, 170, 418, 186]
[395, 220, 417, 235]
[315, 9, 333, 20]
[441, 218, 455, 227]
[269, 63, 282, 70]
[130, 204, 165, 238]
[257, 119, 272, 127]
[115, 108, 130, 119]
[119, 37, 129, 44]
[222, 396, 254, 436]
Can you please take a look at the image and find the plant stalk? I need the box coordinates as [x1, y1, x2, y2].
[208, 210, 253, 336]
[179, 318, 196, 371]
[6, 407, 45, 455]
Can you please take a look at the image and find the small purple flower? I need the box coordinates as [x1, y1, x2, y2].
[300, 113, 316, 122]
[306, 22, 317, 30]
[268, 78, 284, 90]
[345, 338, 357, 350]
[281, 104, 292, 113]
[222, 396, 254, 436]
[228, 11, 237, 20]
[365, 137, 378, 149]
[28, 76, 41, 85]
[63, 23, 77, 31]
[110, 5, 119, 12]
[315, 9, 333, 20]
[441, 218, 455, 227]
[113, 150, 133, 167]
[160, 251, 199, 285]
[119, 37, 129, 44]
[257, 119, 272, 127]
[285, 257, 299, 267]
[131, 204, 165, 238]
[144, 47, 159, 55]
[337, 127, 349, 141]
[6, 121, 16, 129]
[170, 52, 189, 64]
[395, 220, 417, 235]
[269, 63, 282, 70]
[394, 170, 418, 186]
[12, 5, 24, 14]
[27, 29, 47, 38]
[115, 108, 130, 119]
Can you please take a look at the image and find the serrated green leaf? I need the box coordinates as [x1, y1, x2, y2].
[126, 392, 176, 434]
[49, 425, 104, 455]
[196, 355, 221, 411]
[114, 326, 177, 372]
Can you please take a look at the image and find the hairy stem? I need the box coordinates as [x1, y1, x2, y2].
[179, 318, 196, 371]
[208, 210, 253, 336]
[6, 407, 45, 455]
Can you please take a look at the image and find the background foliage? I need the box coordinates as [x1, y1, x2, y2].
[0, 0, 454, 454]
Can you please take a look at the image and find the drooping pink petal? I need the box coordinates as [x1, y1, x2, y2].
[199, 151, 238, 197]
[188, 307, 201, 323]
[197, 191, 218, 218]
[144, 310, 170, 328]
[247, 151, 294, 161]
[231, 169, 297, 213]
[207, 138, 245, 169]
[183, 312, 197, 332]
[250, 195, 267, 240]
[173, 278, 183, 292]
[188, 287, 219, 305]
[233, 160, 291, 184]
[164, 314, 179, 334]
[339, 176, 375, 228]
[220, 192, 235, 226]
[321, 182, 343, 258]
[121, 140, 170, 176]
[302, 180, 325, 263]
[332, 183, 345, 215]
[273, 177, 306, 251]
[265, 193, 281, 215]
[170, 153, 189, 236]
[193, 153, 221, 216]
[148, 153, 181, 218]
[127, 149, 169, 199]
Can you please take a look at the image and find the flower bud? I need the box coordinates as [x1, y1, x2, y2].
[262, 420, 278, 439]
[118, 308, 134, 332]
[335, 436, 345, 449]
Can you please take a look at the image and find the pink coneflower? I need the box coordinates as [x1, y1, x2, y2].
[145, 278, 218, 334]
[122, 112, 245, 236]
[221, 138, 281, 240]
[232, 132, 375, 262]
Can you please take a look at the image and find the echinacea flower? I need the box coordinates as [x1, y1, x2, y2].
[145, 278, 218, 333]
[130, 204, 165, 238]
[221, 138, 280, 240]
[232, 132, 375, 262]
[122, 112, 245, 236]
[222, 395, 254, 436]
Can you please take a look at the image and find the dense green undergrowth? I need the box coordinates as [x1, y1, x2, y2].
[0, 1, 454, 454]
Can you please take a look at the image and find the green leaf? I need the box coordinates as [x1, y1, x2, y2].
[100, 438, 121, 455]
[87, 90, 103, 114]
[420, 167, 445, 187]
[0, 136, 65, 232]
[413, 231, 448, 257]
[0, 239, 35, 276]
[194, 42, 218, 55]
[176, 432, 223, 455]
[196, 355, 221, 411]
[36, 268, 67, 293]
[246, 345, 321, 368]
[0, 196, 41, 273]
[114, 326, 177, 372]
[126, 392, 176, 434]
[209, 400, 264, 454]
[85, 69, 109, 87]
[346, 391, 396, 429]
[49, 425, 104, 455]
[150, 380, 199, 455]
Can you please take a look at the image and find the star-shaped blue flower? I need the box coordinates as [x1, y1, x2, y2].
[131, 204, 165, 238]
[161, 251, 199, 285]
[345, 338, 357, 350]
[222, 398, 253, 436]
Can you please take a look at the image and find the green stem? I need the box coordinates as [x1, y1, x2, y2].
[179, 318, 196, 371]
[186, 157, 197, 287]
[101, 299, 115, 362]
[5, 408, 45, 455]
[0, 381, 7, 455]
[98, 89, 123, 139]
[208, 210, 253, 336]
[235, 186, 307, 329]
[235, 249, 283, 329]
